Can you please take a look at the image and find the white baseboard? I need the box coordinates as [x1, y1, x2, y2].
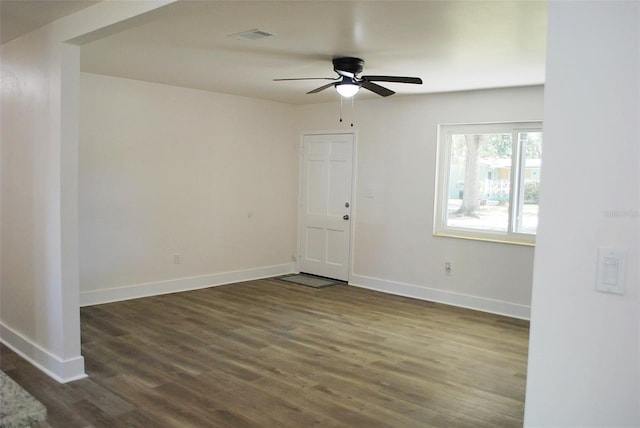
[0, 323, 87, 383]
[80, 263, 296, 307]
[349, 274, 531, 320]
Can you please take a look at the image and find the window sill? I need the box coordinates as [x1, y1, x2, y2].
[433, 231, 535, 246]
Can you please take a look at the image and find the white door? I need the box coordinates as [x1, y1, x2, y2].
[299, 133, 354, 281]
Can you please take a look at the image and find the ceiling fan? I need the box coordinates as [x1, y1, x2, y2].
[274, 57, 423, 98]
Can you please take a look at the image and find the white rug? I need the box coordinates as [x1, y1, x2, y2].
[0, 371, 47, 428]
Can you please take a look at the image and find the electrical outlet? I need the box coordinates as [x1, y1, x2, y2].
[174, 255, 181, 264]
[445, 261, 452, 275]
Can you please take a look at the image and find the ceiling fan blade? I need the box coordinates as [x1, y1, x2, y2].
[360, 81, 395, 97]
[273, 77, 338, 81]
[361, 75, 423, 84]
[307, 82, 336, 94]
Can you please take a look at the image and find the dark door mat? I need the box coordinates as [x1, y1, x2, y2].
[278, 274, 345, 289]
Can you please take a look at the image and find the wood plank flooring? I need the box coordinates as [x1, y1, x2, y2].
[1, 278, 529, 427]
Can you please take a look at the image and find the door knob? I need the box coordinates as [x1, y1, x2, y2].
[343, 214, 350, 220]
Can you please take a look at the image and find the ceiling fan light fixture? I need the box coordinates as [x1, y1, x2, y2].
[335, 83, 360, 98]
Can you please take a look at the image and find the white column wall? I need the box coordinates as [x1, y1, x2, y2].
[0, 0, 178, 382]
[524, 2, 639, 426]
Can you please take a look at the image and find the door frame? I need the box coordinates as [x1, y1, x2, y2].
[296, 130, 358, 282]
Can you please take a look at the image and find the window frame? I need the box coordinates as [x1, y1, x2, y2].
[433, 121, 543, 246]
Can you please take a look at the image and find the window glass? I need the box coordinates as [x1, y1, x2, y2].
[435, 122, 542, 245]
[446, 133, 513, 232]
[515, 132, 543, 234]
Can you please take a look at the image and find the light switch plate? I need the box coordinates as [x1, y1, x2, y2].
[596, 248, 625, 295]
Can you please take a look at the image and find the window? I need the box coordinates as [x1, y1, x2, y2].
[434, 122, 543, 245]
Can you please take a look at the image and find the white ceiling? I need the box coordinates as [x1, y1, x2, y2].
[2, 1, 548, 105]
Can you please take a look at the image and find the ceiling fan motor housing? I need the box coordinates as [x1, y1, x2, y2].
[333, 57, 364, 75]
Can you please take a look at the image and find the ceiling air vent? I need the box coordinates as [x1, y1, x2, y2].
[227, 29, 273, 41]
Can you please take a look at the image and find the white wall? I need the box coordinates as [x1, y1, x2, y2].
[78, 73, 298, 305]
[0, 0, 178, 383]
[78, 78, 541, 319]
[525, 2, 639, 427]
[296, 86, 544, 318]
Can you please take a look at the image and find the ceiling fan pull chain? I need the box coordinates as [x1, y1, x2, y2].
[350, 96, 355, 127]
[339, 96, 344, 123]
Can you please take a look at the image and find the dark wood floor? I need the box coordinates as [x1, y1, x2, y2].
[1, 278, 529, 427]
